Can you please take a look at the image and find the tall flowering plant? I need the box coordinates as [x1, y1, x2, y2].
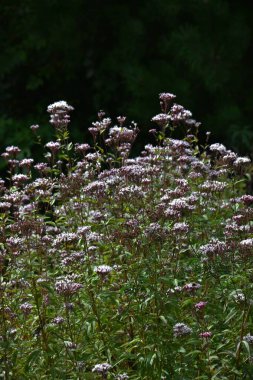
[0, 94, 252, 379]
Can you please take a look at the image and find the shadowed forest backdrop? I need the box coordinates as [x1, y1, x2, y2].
[0, 0, 253, 167]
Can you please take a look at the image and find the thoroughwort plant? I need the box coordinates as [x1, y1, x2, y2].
[0, 94, 253, 379]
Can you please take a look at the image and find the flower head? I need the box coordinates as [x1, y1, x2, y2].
[92, 363, 112, 374]
[243, 334, 253, 344]
[20, 302, 33, 315]
[173, 323, 192, 337]
[195, 301, 207, 310]
[47, 100, 74, 128]
[94, 265, 113, 275]
[199, 331, 212, 339]
[47, 100, 74, 114]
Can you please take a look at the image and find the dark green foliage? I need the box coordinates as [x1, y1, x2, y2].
[0, 0, 253, 157]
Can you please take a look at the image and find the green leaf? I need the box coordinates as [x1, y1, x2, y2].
[159, 315, 167, 325]
[25, 349, 41, 370]
[241, 340, 251, 358]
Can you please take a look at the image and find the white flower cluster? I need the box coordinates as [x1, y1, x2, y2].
[172, 222, 189, 233]
[209, 143, 227, 154]
[92, 363, 112, 374]
[170, 104, 192, 123]
[234, 157, 251, 166]
[173, 323, 192, 337]
[239, 238, 253, 249]
[199, 239, 227, 256]
[151, 113, 170, 125]
[47, 100, 74, 128]
[55, 279, 83, 296]
[47, 100, 74, 113]
[94, 265, 113, 275]
[116, 374, 129, 380]
[243, 334, 253, 344]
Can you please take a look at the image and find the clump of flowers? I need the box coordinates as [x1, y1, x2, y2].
[0, 92, 252, 379]
[194, 301, 207, 310]
[199, 332, 212, 339]
[94, 265, 113, 275]
[47, 100, 74, 129]
[92, 363, 112, 378]
[173, 323, 192, 337]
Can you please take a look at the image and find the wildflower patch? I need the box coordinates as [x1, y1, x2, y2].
[0, 94, 252, 379]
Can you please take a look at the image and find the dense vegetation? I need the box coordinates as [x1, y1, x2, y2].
[1, 1, 253, 158]
[0, 94, 253, 379]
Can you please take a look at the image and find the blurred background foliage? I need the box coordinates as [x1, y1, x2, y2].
[0, 0, 253, 166]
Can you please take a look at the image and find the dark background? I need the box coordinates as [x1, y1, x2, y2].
[0, 0, 253, 163]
